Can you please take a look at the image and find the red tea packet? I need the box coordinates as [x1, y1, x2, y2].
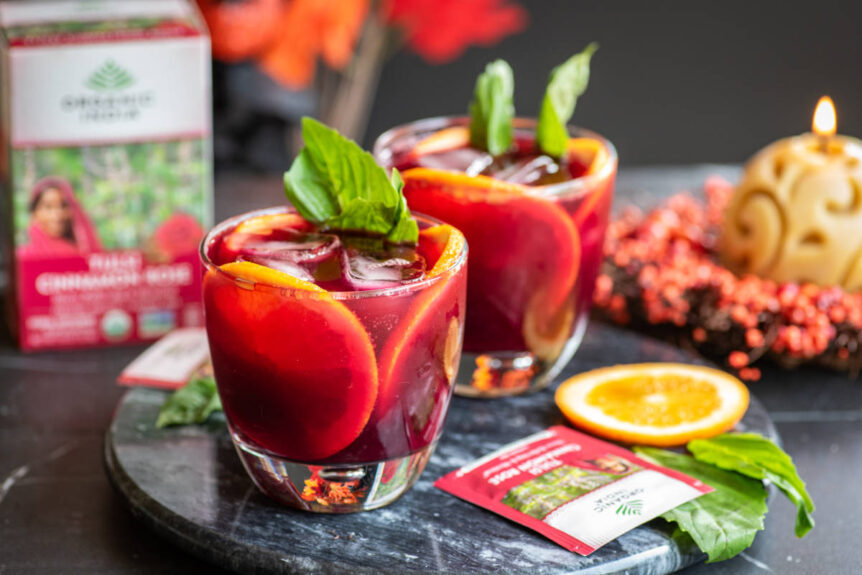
[435, 426, 712, 555]
[117, 328, 210, 389]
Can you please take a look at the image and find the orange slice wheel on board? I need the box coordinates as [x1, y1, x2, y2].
[555, 363, 750, 446]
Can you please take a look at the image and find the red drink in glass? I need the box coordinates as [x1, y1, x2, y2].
[375, 117, 616, 396]
[201, 207, 467, 512]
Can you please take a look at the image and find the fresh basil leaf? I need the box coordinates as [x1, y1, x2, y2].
[326, 197, 394, 235]
[384, 168, 418, 243]
[282, 150, 339, 223]
[469, 59, 515, 156]
[635, 446, 767, 563]
[688, 433, 815, 537]
[537, 43, 598, 157]
[284, 117, 418, 244]
[156, 376, 222, 428]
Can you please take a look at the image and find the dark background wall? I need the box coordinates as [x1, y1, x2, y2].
[366, 0, 862, 166]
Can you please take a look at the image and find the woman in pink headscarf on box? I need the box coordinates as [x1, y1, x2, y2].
[17, 176, 102, 259]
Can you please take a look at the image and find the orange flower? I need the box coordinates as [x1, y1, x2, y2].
[258, 0, 370, 89]
[197, 0, 284, 62]
[384, 0, 527, 63]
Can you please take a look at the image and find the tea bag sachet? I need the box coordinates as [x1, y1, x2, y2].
[435, 426, 711, 555]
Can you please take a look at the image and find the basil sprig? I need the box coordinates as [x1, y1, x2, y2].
[467, 45, 598, 159]
[536, 43, 598, 157]
[635, 432, 815, 563]
[156, 376, 222, 428]
[468, 60, 515, 156]
[284, 117, 418, 244]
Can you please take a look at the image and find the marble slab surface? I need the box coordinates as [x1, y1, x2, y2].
[105, 322, 777, 575]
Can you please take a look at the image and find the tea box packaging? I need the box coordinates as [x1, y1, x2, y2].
[0, 0, 212, 350]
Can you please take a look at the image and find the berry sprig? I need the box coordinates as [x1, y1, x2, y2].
[594, 178, 862, 380]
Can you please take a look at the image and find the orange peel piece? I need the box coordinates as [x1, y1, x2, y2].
[410, 126, 471, 158]
[218, 260, 325, 293]
[418, 224, 467, 277]
[567, 137, 609, 175]
[566, 138, 614, 227]
[233, 212, 309, 235]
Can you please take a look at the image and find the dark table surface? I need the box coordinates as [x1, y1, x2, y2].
[1, 166, 859, 574]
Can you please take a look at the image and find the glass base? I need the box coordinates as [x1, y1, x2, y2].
[454, 314, 589, 398]
[231, 430, 437, 513]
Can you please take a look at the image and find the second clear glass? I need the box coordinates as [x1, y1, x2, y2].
[374, 117, 617, 397]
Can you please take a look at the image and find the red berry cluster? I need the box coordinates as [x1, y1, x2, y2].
[593, 177, 862, 380]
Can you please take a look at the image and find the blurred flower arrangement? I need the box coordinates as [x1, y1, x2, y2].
[197, 0, 527, 170]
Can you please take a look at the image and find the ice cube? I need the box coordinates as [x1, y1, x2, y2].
[342, 246, 426, 290]
[237, 230, 341, 264]
[416, 148, 494, 177]
[241, 256, 315, 283]
[493, 155, 562, 185]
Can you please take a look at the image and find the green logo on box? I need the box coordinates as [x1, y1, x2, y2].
[615, 499, 644, 516]
[85, 60, 134, 92]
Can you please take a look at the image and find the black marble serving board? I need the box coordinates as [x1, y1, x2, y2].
[104, 323, 778, 575]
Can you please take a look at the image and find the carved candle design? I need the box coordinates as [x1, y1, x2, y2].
[720, 134, 862, 290]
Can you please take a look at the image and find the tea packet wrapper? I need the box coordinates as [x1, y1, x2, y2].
[435, 426, 712, 555]
[118, 328, 210, 389]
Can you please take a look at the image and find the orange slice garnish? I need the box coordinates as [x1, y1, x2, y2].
[233, 212, 308, 235]
[403, 167, 580, 358]
[374, 224, 466, 438]
[404, 167, 530, 200]
[219, 260, 325, 292]
[567, 138, 614, 227]
[204, 261, 378, 461]
[555, 363, 750, 446]
[567, 137, 609, 175]
[523, 290, 577, 362]
[418, 224, 467, 277]
[410, 126, 471, 158]
[376, 268, 465, 444]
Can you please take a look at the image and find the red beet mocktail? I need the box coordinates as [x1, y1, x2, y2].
[201, 207, 467, 511]
[375, 117, 616, 396]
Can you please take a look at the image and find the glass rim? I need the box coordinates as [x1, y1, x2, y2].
[199, 206, 468, 300]
[373, 115, 618, 199]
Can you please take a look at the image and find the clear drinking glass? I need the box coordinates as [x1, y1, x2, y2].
[200, 207, 468, 512]
[375, 117, 617, 397]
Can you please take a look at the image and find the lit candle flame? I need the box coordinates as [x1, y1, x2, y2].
[812, 96, 836, 137]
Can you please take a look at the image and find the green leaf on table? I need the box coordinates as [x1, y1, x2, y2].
[536, 43, 598, 158]
[283, 117, 418, 244]
[688, 433, 815, 537]
[469, 59, 515, 156]
[156, 376, 223, 428]
[635, 446, 767, 563]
